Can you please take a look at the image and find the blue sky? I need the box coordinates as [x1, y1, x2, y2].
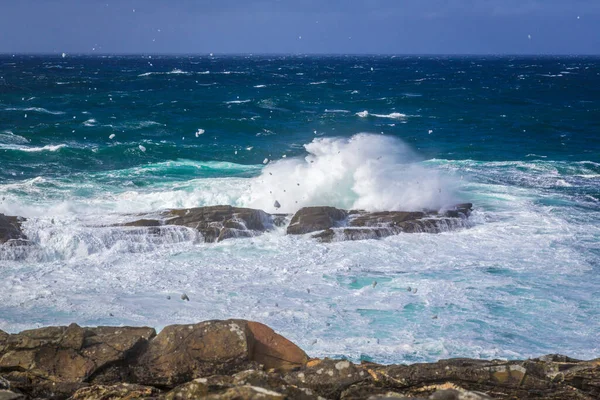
[0, 0, 598, 54]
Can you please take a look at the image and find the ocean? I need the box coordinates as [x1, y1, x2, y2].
[0, 54, 599, 364]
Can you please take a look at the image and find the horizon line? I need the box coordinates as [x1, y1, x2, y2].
[1, 52, 599, 57]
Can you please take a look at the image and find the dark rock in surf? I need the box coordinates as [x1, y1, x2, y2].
[0, 214, 27, 245]
[286, 206, 348, 235]
[312, 203, 473, 242]
[163, 205, 273, 243]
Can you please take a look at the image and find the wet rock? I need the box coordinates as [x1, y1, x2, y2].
[120, 219, 161, 227]
[287, 206, 348, 235]
[0, 214, 27, 245]
[0, 323, 156, 399]
[313, 204, 472, 242]
[68, 383, 160, 400]
[163, 206, 274, 243]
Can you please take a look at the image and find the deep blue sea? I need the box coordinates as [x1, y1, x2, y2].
[0, 55, 599, 363]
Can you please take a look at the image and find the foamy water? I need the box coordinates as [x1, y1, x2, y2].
[1, 55, 598, 364]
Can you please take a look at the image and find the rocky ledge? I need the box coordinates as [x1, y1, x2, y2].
[0, 320, 598, 400]
[0, 203, 472, 246]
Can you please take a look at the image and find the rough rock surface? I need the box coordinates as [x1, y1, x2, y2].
[284, 204, 472, 242]
[2, 320, 597, 399]
[0, 214, 27, 245]
[119, 206, 275, 243]
[287, 206, 348, 235]
[0, 323, 156, 398]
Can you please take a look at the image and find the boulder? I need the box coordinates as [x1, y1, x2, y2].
[287, 207, 348, 235]
[0, 214, 27, 245]
[132, 320, 257, 387]
[246, 321, 308, 371]
[132, 320, 308, 388]
[0, 323, 156, 399]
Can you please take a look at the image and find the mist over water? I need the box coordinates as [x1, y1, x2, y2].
[0, 55, 599, 363]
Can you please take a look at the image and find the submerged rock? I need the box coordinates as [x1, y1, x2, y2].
[0, 214, 27, 245]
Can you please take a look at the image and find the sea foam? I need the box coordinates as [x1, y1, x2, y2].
[240, 134, 457, 213]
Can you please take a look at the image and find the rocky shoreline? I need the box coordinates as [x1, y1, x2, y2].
[0, 320, 598, 399]
[0, 203, 472, 247]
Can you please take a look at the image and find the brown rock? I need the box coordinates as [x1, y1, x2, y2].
[287, 206, 348, 235]
[68, 383, 160, 400]
[0, 214, 27, 244]
[246, 321, 308, 371]
[132, 320, 256, 387]
[0, 323, 155, 399]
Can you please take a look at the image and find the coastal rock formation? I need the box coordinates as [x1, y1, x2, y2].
[1, 205, 473, 250]
[1, 321, 598, 399]
[0, 320, 307, 399]
[286, 206, 348, 235]
[0, 214, 27, 245]
[290, 204, 473, 242]
[119, 206, 275, 243]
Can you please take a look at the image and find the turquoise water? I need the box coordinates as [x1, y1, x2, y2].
[0, 55, 599, 363]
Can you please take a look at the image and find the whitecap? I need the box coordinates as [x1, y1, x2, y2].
[324, 109, 350, 113]
[5, 107, 65, 115]
[225, 100, 251, 105]
[0, 143, 67, 152]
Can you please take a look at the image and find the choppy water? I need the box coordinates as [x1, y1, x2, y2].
[0, 55, 599, 363]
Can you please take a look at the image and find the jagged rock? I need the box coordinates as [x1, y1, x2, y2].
[287, 206, 348, 235]
[0, 323, 156, 399]
[68, 383, 160, 400]
[1, 320, 597, 400]
[163, 206, 273, 243]
[0, 214, 27, 244]
[366, 357, 596, 399]
[285, 358, 369, 398]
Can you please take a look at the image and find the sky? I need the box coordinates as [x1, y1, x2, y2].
[0, 0, 598, 55]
